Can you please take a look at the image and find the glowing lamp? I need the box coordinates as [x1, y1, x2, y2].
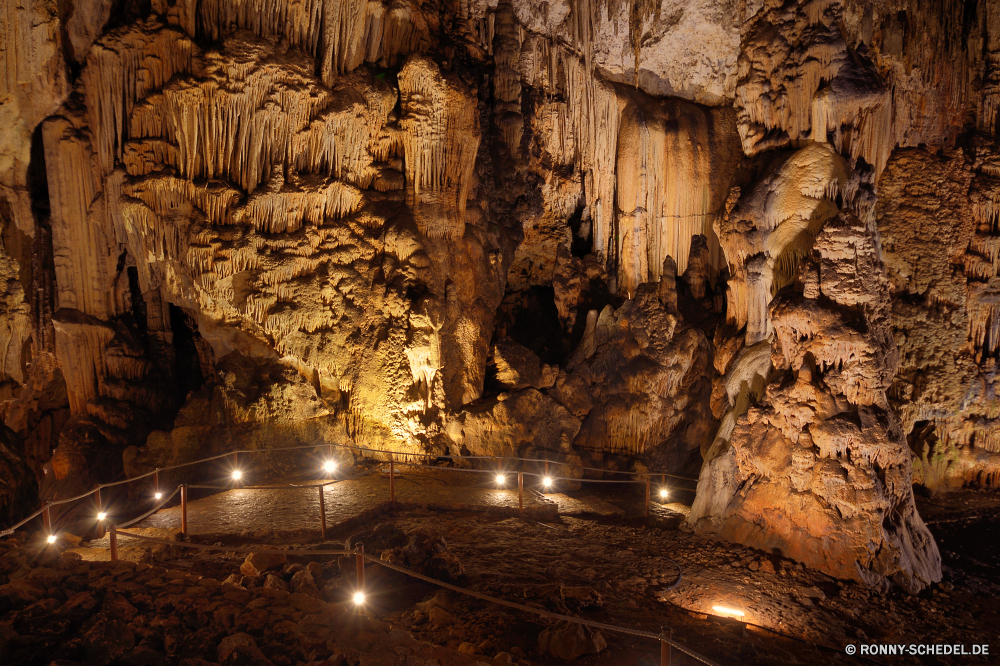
[154, 492, 163, 500]
[231, 470, 243, 481]
[322, 460, 337, 474]
[352, 591, 366, 605]
[659, 488, 669, 500]
[46, 534, 56, 544]
[495, 474, 506, 485]
[97, 512, 107, 521]
[542, 476, 553, 488]
[712, 605, 746, 619]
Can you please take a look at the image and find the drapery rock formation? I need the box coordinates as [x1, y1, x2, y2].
[692, 210, 941, 592]
[5, 0, 1000, 592]
[877, 145, 1000, 490]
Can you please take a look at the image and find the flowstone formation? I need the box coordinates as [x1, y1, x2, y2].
[693, 202, 941, 592]
[877, 145, 1000, 491]
[5, 0, 1000, 594]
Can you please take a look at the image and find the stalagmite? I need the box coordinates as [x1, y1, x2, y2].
[693, 212, 942, 593]
[6, 0, 1000, 617]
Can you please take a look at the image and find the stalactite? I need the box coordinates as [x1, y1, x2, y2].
[492, 1, 523, 157]
[716, 143, 847, 343]
[614, 95, 738, 293]
[41, 113, 118, 320]
[82, 23, 196, 175]
[398, 54, 480, 238]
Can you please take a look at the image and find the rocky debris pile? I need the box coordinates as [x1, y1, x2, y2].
[221, 524, 467, 604]
[0, 534, 514, 666]
[537, 621, 606, 661]
[372, 527, 465, 583]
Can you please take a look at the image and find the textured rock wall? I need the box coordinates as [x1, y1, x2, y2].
[2, 0, 1000, 591]
[877, 145, 1000, 490]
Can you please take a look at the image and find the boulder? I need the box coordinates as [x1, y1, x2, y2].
[538, 620, 607, 661]
[83, 616, 135, 666]
[263, 573, 289, 593]
[217, 632, 274, 666]
[240, 552, 287, 577]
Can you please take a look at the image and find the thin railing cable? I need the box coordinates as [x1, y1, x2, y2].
[112, 532, 719, 666]
[187, 470, 371, 494]
[119, 488, 181, 528]
[385, 461, 699, 489]
[2, 444, 695, 536]
[187, 479, 344, 491]
[125, 442, 698, 482]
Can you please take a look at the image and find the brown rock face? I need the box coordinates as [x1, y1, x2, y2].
[693, 212, 941, 592]
[7, 0, 1000, 594]
[877, 146, 1000, 490]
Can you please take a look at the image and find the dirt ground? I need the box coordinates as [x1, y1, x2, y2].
[363, 488, 1000, 666]
[19, 472, 1000, 666]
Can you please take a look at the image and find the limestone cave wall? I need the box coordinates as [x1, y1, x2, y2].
[1, 0, 1000, 591]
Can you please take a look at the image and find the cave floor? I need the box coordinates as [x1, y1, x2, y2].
[106, 468, 690, 541]
[60, 477, 1000, 666]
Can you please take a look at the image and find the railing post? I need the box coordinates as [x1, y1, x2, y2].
[109, 525, 118, 562]
[42, 502, 51, 534]
[645, 477, 650, 519]
[318, 485, 327, 539]
[180, 485, 188, 536]
[154, 468, 160, 496]
[94, 487, 102, 515]
[660, 626, 672, 665]
[389, 458, 395, 505]
[518, 471, 523, 514]
[356, 542, 365, 593]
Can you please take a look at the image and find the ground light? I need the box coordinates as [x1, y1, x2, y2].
[154, 492, 163, 500]
[46, 535, 56, 544]
[97, 511, 107, 521]
[542, 476, 553, 489]
[495, 474, 506, 485]
[322, 460, 337, 474]
[353, 592, 365, 605]
[712, 605, 746, 619]
[660, 488, 669, 500]
[231, 470, 243, 481]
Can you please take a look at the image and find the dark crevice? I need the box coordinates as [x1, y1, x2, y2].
[169, 304, 205, 396]
[127, 266, 148, 339]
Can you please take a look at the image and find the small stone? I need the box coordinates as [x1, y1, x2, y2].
[306, 561, 324, 581]
[428, 606, 454, 627]
[222, 574, 243, 586]
[291, 570, 321, 598]
[264, 573, 289, 593]
[241, 552, 287, 577]
[218, 632, 274, 665]
[197, 577, 221, 590]
[457, 642, 477, 655]
[83, 616, 135, 666]
[538, 620, 607, 660]
[560, 586, 603, 608]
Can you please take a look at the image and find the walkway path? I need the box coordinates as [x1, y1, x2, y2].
[71, 467, 689, 557]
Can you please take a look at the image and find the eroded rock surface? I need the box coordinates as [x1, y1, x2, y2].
[694, 212, 941, 592]
[4, 0, 1000, 596]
